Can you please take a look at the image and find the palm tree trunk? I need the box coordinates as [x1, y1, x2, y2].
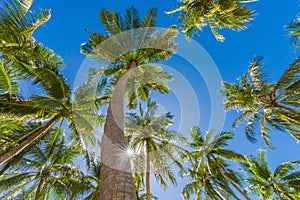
[99, 62, 137, 200]
[0, 113, 62, 165]
[146, 143, 151, 200]
[218, 166, 250, 200]
[34, 177, 44, 200]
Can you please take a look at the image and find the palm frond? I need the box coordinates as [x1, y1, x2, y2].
[241, 149, 300, 199]
[166, 0, 256, 41]
[142, 8, 157, 28]
[274, 55, 300, 93]
[99, 8, 121, 35]
[248, 57, 266, 91]
[124, 6, 142, 30]
[286, 16, 300, 48]
[0, 60, 19, 98]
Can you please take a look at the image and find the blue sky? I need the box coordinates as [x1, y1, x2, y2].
[30, 0, 300, 199]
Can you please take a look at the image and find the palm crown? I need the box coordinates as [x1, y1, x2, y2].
[166, 0, 256, 41]
[222, 56, 300, 148]
[286, 16, 300, 49]
[241, 149, 300, 199]
[182, 127, 248, 200]
[125, 100, 186, 195]
[81, 7, 178, 106]
[0, 128, 92, 200]
[0, 0, 69, 165]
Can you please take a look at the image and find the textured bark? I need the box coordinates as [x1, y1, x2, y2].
[99, 62, 137, 200]
[146, 147, 151, 200]
[0, 113, 62, 165]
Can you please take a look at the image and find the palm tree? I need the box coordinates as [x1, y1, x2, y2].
[0, 72, 108, 180]
[286, 16, 300, 49]
[0, 3, 108, 199]
[182, 127, 250, 200]
[125, 100, 186, 200]
[166, 0, 256, 41]
[81, 7, 178, 200]
[0, 66, 105, 173]
[221, 57, 300, 148]
[0, 0, 70, 165]
[240, 149, 300, 199]
[0, 128, 93, 200]
[0, 0, 109, 169]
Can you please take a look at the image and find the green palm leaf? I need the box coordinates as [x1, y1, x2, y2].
[166, 0, 256, 41]
[275, 55, 300, 93]
[0, 129, 92, 199]
[241, 149, 300, 199]
[0, 61, 19, 98]
[183, 127, 249, 199]
[222, 56, 300, 148]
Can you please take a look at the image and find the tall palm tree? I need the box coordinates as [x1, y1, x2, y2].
[240, 149, 300, 199]
[125, 100, 186, 200]
[286, 16, 300, 49]
[0, 128, 93, 200]
[166, 0, 256, 41]
[221, 57, 300, 148]
[182, 127, 250, 200]
[81, 7, 178, 200]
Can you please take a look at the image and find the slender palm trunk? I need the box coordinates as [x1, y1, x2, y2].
[99, 62, 137, 200]
[212, 156, 251, 200]
[218, 166, 250, 200]
[34, 177, 44, 200]
[0, 113, 62, 165]
[146, 143, 151, 200]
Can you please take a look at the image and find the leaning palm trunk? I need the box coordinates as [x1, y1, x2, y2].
[34, 177, 44, 200]
[212, 156, 250, 200]
[0, 113, 62, 165]
[99, 62, 137, 200]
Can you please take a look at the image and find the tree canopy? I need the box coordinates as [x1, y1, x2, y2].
[0, 0, 299, 200]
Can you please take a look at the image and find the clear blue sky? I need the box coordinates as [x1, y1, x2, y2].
[31, 0, 300, 199]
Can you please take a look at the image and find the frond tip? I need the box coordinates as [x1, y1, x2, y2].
[222, 55, 300, 148]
